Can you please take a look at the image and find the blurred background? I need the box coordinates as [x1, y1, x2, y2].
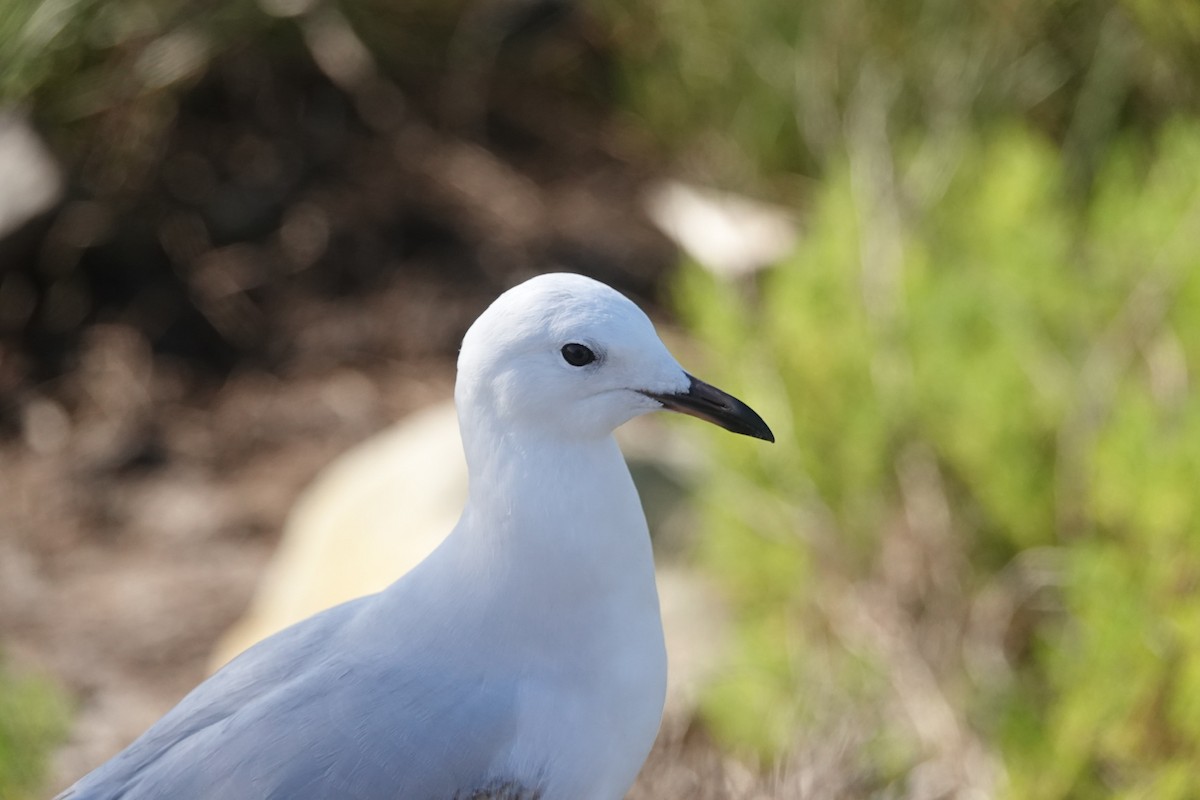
[1, 0, 1199, 797]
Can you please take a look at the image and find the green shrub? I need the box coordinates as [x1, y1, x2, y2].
[0, 662, 69, 800]
[674, 121, 1200, 797]
[601, 0, 1200, 191]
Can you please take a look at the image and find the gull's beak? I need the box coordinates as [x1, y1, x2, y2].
[642, 374, 774, 443]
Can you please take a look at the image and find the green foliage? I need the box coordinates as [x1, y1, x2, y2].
[0, 0, 282, 192]
[0, 0, 274, 108]
[675, 122, 1200, 796]
[0, 662, 69, 800]
[599, 0, 1200, 191]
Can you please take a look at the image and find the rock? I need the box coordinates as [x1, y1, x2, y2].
[0, 110, 63, 238]
[644, 180, 796, 278]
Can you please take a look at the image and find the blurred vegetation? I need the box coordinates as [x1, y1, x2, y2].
[0, 660, 69, 800]
[0, 0, 275, 142]
[676, 124, 1200, 796]
[601, 0, 1200, 191]
[616, 0, 1200, 794]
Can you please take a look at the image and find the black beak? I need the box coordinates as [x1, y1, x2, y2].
[642, 374, 774, 443]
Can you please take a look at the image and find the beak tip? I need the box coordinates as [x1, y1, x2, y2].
[646, 375, 775, 445]
[741, 415, 775, 443]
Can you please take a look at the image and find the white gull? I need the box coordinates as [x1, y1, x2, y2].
[59, 272, 773, 800]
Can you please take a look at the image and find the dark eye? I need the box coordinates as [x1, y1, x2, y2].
[561, 343, 596, 367]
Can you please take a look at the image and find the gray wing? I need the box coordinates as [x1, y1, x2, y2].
[58, 593, 522, 800]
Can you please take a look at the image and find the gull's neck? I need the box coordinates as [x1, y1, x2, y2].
[439, 406, 668, 797]
[447, 408, 659, 620]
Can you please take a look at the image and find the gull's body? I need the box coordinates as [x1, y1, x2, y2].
[60, 273, 771, 800]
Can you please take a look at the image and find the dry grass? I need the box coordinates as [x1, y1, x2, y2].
[630, 715, 877, 800]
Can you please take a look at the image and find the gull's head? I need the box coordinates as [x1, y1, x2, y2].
[456, 273, 773, 443]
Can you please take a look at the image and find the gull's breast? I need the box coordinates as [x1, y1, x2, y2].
[503, 593, 667, 800]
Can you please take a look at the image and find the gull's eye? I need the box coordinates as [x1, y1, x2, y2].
[561, 343, 596, 367]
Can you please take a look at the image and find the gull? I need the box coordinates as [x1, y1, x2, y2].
[59, 272, 773, 800]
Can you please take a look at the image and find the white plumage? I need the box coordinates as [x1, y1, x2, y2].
[60, 273, 771, 800]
